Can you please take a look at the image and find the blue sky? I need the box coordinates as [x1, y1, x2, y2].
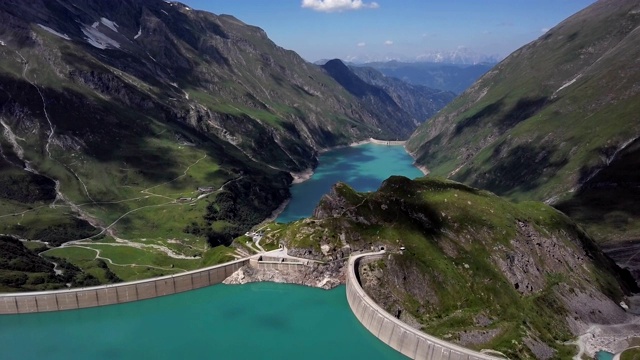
[181, 0, 596, 63]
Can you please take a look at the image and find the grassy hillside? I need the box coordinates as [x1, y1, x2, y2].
[406, 0, 640, 244]
[0, 0, 430, 288]
[258, 176, 637, 358]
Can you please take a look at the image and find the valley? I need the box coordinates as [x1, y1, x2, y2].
[0, 0, 454, 290]
[0, 0, 639, 359]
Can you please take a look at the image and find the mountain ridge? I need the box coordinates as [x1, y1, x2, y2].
[407, 0, 640, 245]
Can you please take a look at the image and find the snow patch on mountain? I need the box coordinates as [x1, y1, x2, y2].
[82, 24, 120, 49]
[37, 24, 71, 40]
[554, 74, 581, 95]
[100, 17, 119, 32]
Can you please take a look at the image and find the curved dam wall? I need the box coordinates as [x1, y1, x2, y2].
[346, 251, 503, 360]
[0, 258, 249, 315]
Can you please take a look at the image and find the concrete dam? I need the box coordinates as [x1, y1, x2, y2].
[1, 246, 504, 360]
[0, 251, 310, 315]
[346, 251, 504, 360]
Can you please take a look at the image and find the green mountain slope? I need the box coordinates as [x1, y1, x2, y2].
[406, 0, 640, 244]
[0, 0, 429, 288]
[258, 176, 638, 358]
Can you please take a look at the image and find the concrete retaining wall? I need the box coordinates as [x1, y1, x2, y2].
[255, 261, 309, 271]
[346, 251, 503, 360]
[0, 258, 249, 315]
[369, 138, 406, 146]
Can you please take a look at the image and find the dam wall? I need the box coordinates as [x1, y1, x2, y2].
[255, 261, 310, 271]
[0, 258, 249, 315]
[369, 138, 406, 146]
[346, 251, 503, 360]
[249, 255, 312, 271]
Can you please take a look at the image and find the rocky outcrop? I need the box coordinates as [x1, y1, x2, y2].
[223, 261, 345, 290]
[268, 177, 639, 358]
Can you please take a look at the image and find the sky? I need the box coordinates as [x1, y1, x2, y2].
[181, 0, 596, 63]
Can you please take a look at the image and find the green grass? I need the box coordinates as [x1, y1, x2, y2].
[187, 90, 285, 129]
[621, 348, 640, 360]
[43, 243, 235, 282]
[44, 246, 98, 263]
[200, 245, 236, 267]
[106, 264, 182, 282]
[86, 245, 199, 269]
[42, 246, 119, 284]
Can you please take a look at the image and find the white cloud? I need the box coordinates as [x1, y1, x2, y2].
[541, 27, 550, 33]
[301, 0, 379, 12]
[357, 42, 366, 47]
[384, 40, 393, 46]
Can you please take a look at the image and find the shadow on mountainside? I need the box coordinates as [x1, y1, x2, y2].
[556, 139, 640, 243]
[457, 143, 568, 196]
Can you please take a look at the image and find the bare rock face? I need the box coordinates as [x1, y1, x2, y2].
[492, 221, 590, 295]
[223, 261, 345, 290]
[312, 183, 355, 220]
[458, 329, 502, 347]
[524, 337, 557, 360]
[358, 259, 423, 329]
[560, 285, 629, 333]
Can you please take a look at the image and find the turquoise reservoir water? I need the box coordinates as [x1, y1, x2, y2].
[277, 143, 423, 223]
[0, 283, 406, 360]
[596, 350, 615, 360]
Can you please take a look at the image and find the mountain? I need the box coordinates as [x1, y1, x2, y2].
[407, 0, 640, 247]
[354, 61, 494, 94]
[0, 0, 425, 289]
[321, 59, 416, 133]
[348, 65, 456, 124]
[414, 48, 501, 65]
[259, 176, 638, 358]
[326, 48, 500, 67]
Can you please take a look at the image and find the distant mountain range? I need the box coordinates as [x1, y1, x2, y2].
[415, 48, 501, 65]
[351, 61, 494, 94]
[337, 48, 502, 66]
[323, 60, 456, 124]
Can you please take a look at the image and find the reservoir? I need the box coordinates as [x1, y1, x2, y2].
[277, 143, 423, 222]
[0, 283, 406, 360]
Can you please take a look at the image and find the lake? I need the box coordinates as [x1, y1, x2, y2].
[0, 283, 406, 360]
[277, 143, 424, 223]
[595, 350, 614, 360]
